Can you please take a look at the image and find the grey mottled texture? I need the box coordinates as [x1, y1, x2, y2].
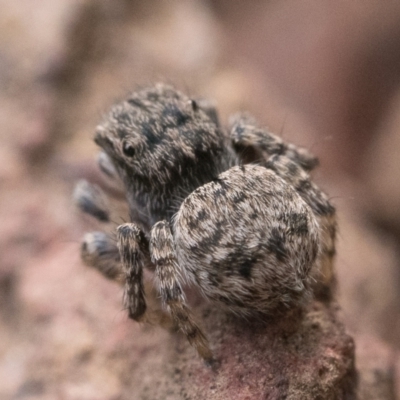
[74, 83, 336, 361]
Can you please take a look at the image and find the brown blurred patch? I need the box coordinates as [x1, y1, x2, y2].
[1, 0, 400, 398]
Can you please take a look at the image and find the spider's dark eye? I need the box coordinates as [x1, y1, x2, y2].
[122, 142, 135, 157]
[190, 99, 198, 112]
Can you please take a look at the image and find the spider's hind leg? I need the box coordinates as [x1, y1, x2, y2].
[264, 154, 337, 301]
[230, 113, 319, 172]
[150, 221, 214, 363]
[230, 114, 336, 300]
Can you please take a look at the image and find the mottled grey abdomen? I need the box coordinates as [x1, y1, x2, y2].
[173, 165, 320, 315]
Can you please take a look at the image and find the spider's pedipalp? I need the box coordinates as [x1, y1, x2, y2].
[97, 151, 119, 180]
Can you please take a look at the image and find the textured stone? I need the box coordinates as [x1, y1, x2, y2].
[1, 0, 399, 398]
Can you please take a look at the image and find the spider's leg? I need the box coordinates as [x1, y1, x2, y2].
[117, 223, 173, 327]
[75, 181, 124, 281]
[73, 180, 111, 222]
[150, 221, 214, 363]
[230, 113, 318, 172]
[264, 154, 337, 301]
[117, 223, 150, 321]
[81, 231, 123, 283]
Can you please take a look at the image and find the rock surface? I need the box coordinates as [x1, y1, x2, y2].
[1, 0, 400, 398]
[5, 235, 358, 399]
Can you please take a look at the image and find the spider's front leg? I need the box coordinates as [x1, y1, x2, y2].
[74, 180, 125, 282]
[81, 231, 123, 283]
[150, 221, 214, 364]
[117, 224, 149, 321]
[117, 223, 173, 328]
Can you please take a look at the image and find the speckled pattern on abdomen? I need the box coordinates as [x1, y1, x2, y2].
[174, 165, 320, 315]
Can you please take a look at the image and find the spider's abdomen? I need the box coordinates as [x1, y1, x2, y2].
[173, 165, 320, 315]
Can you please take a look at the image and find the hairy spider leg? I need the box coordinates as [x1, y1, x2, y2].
[150, 221, 214, 363]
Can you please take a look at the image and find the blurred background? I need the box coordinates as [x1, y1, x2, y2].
[1, 0, 400, 398]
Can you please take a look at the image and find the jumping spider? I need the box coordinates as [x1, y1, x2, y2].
[74, 83, 336, 364]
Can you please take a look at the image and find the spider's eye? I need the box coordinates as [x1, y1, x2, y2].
[190, 99, 198, 112]
[122, 142, 135, 157]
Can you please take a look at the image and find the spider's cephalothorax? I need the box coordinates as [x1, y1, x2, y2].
[94, 84, 236, 230]
[74, 83, 336, 364]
